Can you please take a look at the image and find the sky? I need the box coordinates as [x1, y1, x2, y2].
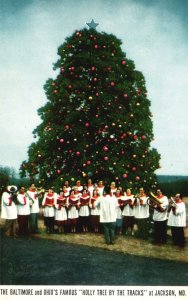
[0, 0, 188, 176]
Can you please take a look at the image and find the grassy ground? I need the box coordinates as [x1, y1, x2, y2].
[0, 198, 187, 285]
[1, 233, 188, 286]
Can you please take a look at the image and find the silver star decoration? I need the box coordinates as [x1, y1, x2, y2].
[86, 19, 99, 29]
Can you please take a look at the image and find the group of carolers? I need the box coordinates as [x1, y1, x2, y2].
[1, 179, 186, 247]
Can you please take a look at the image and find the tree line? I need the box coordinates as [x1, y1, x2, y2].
[0, 165, 188, 197]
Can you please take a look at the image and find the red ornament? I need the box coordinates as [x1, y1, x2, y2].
[133, 135, 138, 140]
[91, 66, 95, 71]
[65, 125, 69, 129]
[123, 93, 128, 98]
[103, 146, 108, 151]
[122, 60, 126, 65]
[60, 139, 64, 143]
[122, 174, 127, 178]
[132, 167, 136, 172]
[110, 81, 115, 86]
[57, 170, 61, 174]
[85, 122, 90, 127]
[94, 44, 98, 49]
[104, 156, 109, 161]
[136, 176, 140, 181]
[87, 160, 91, 165]
[76, 152, 80, 156]
[141, 135, 146, 140]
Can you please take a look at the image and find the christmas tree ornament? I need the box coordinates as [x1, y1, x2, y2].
[141, 135, 146, 140]
[86, 19, 99, 29]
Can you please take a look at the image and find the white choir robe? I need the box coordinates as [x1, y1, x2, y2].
[96, 195, 118, 223]
[110, 187, 117, 195]
[55, 206, 67, 221]
[115, 196, 122, 220]
[153, 196, 169, 221]
[67, 195, 80, 219]
[134, 195, 149, 219]
[90, 198, 100, 216]
[42, 193, 56, 217]
[26, 190, 39, 214]
[54, 197, 68, 221]
[167, 202, 186, 227]
[121, 194, 135, 217]
[97, 186, 104, 196]
[17, 193, 30, 215]
[1, 191, 17, 220]
[79, 196, 90, 217]
[87, 185, 94, 196]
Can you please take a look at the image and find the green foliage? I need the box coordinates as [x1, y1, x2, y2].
[20, 28, 160, 191]
[158, 179, 188, 197]
[0, 165, 30, 196]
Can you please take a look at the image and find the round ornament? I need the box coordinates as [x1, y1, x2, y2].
[122, 173, 127, 178]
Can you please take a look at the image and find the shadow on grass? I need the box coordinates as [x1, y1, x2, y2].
[0, 231, 188, 286]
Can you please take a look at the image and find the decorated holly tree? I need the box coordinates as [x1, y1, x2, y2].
[20, 21, 160, 191]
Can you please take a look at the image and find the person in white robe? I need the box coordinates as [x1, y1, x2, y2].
[167, 193, 186, 247]
[1, 185, 18, 237]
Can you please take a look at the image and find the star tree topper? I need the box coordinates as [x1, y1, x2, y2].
[86, 19, 99, 29]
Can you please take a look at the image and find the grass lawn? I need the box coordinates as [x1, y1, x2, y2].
[0, 198, 187, 285]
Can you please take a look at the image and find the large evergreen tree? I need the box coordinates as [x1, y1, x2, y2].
[20, 24, 160, 191]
